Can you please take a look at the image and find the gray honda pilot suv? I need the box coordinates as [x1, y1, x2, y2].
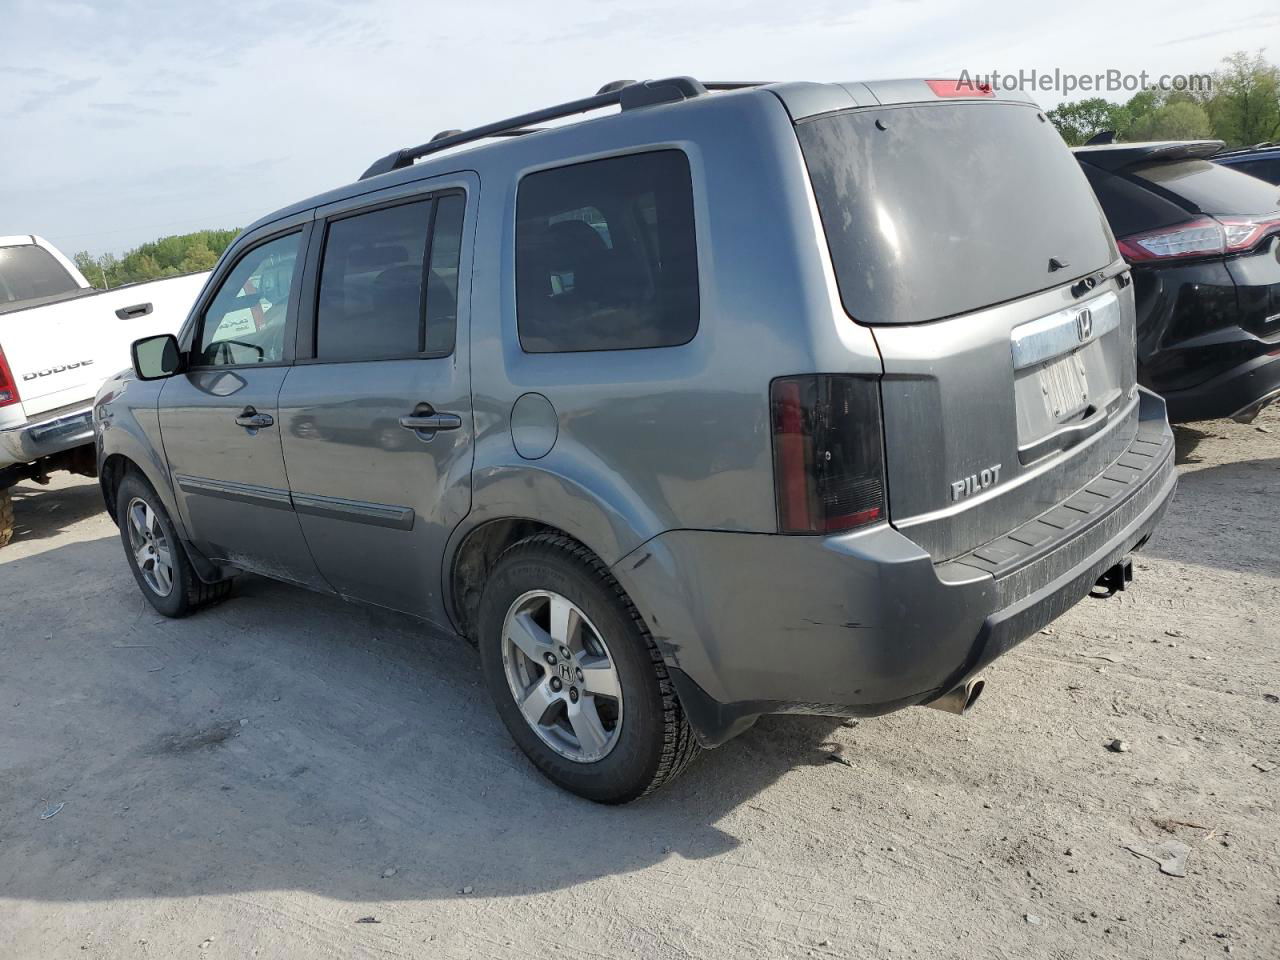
[96, 77, 1177, 803]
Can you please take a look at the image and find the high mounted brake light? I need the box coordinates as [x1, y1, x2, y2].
[1117, 215, 1280, 262]
[770, 375, 885, 534]
[927, 78, 993, 98]
[0, 346, 20, 408]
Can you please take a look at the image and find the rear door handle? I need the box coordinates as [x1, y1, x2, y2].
[235, 407, 275, 430]
[399, 413, 462, 431]
[399, 405, 462, 439]
[115, 302, 153, 320]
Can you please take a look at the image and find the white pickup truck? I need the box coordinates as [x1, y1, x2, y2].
[0, 235, 208, 545]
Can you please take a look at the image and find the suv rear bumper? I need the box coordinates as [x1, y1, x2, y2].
[613, 388, 1176, 747]
[1160, 350, 1280, 423]
[0, 404, 95, 472]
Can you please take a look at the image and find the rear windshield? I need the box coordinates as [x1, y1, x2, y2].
[797, 102, 1114, 325]
[1130, 159, 1280, 216]
[0, 243, 81, 306]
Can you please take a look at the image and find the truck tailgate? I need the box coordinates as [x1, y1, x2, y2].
[0, 272, 207, 418]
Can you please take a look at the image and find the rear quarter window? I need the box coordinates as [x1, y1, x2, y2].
[516, 149, 699, 353]
[797, 102, 1116, 325]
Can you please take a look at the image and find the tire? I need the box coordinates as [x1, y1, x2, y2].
[478, 534, 700, 803]
[115, 472, 232, 617]
[0, 487, 13, 547]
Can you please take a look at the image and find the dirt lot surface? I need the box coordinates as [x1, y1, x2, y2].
[1, 408, 1277, 960]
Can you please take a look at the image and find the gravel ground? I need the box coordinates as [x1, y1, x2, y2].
[1, 407, 1276, 960]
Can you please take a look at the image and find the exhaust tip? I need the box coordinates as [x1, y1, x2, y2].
[924, 676, 985, 716]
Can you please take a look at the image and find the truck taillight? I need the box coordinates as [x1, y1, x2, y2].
[0, 347, 20, 408]
[770, 375, 885, 534]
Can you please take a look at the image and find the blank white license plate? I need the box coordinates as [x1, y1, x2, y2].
[1039, 350, 1090, 420]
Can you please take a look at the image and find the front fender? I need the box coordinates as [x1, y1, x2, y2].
[95, 374, 187, 539]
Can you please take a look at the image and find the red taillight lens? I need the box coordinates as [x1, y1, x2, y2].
[0, 346, 20, 408]
[770, 375, 885, 535]
[1218, 214, 1280, 253]
[1118, 214, 1280, 262]
[1116, 218, 1225, 262]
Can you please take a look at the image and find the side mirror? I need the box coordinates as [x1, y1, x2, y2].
[131, 334, 184, 381]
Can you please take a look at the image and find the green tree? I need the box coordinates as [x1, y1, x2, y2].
[1126, 100, 1214, 141]
[1204, 50, 1280, 146]
[76, 229, 239, 289]
[1047, 97, 1128, 146]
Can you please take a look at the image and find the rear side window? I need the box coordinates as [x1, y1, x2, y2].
[516, 150, 699, 353]
[1133, 159, 1280, 215]
[0, 244, 80, 306]
[314, 193, 465, 362]
[1079, 164, 1191, 237]
[797, 102, 1115, 325]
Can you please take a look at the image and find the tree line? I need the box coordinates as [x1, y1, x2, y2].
[1048, 50, 1280, 147]
[73, 228, 239, 289]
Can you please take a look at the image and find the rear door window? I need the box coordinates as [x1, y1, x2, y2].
[516, 149, 699, 353]
[315, 194, 464, 361]
[797, 102, 1115, 325]
[1133, 159, 1280, 215]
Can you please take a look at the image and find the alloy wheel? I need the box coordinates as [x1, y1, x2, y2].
[501, 589, 623, 763]
[126, 497, 174, 597]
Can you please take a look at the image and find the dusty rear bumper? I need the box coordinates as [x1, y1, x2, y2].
[0, 404, 95, 473]
[613, 389, 1177, 747]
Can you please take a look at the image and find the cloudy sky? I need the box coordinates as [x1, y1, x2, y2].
[1, 0, 1275, 257]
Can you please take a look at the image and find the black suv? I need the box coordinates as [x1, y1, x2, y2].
[1075, 140, 1280, 422]
[1214, 143, 1280, 185]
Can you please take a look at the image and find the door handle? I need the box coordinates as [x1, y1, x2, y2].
[399, 405, 462, 439]
[115, 302, 154, 320]
[235, 407, 275, 430]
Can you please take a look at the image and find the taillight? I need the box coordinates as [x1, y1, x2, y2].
[770, 375, 885, 534]
[1118, 215, 1280, 262]
[0, 346, 20, 408]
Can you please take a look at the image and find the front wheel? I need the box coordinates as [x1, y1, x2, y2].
[115, 472, 231, 617]
[478, 534, 700, 803]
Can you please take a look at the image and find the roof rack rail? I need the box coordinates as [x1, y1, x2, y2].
[359, 76, 769, 180]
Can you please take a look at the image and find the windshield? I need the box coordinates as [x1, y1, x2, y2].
[1131, 159, 1280, 216]
[796, 101, 1115, 325]
[0, 243, 81, 307]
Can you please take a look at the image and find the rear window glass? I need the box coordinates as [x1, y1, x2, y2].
[1132, 159, 1280, 215]
[797, 103, 1114, 325]
[1226, 157, 1280, 185]
[0, 244, 80, 306]
[516, 149, 699, 353]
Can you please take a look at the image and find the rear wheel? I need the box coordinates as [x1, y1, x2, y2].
[115, 472, 231, 617]
[0, 488, 13, 547]
[477, 534, 699, 803]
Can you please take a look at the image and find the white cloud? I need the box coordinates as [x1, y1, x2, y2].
[0, 0, 1272, 255]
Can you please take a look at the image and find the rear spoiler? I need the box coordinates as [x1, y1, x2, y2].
[1073, 140, 1226, 171]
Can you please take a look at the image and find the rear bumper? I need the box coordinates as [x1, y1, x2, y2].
[614, 388, 1176, 747]
[0, 404, 95, 472]
[1160, 351, 1280, 423]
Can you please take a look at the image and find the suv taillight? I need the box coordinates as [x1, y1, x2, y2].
[1118, 215, 1280, 262]
[0, 346, 20, 408]
[770, 375, 885, 534]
